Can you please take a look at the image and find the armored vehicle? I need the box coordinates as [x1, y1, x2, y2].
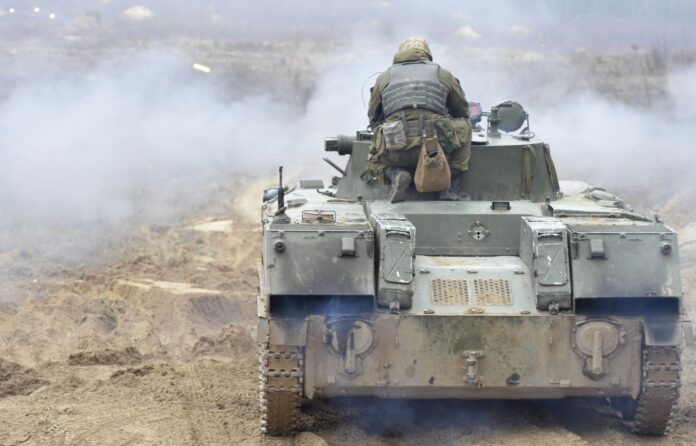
[257, 102, 693, 436]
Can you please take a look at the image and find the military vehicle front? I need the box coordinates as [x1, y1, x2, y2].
[257, 102, 693, 436]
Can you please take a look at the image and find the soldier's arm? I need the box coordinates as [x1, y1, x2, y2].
[439, 69, 469, 119]
[367, 73, 389, 129]
[367, 87, 383, 129]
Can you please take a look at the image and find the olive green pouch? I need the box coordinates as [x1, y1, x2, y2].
[382, 120, 408, 151]
[451, 118, 472, 147]
[434, 118, 459, 155]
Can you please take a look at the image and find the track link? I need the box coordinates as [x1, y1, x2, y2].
[632, 345, 681, 435]
[258, 335, 303, 436]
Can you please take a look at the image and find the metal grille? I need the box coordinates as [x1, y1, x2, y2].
[473, 279, 513, 306]
[431, 279, 470, 305]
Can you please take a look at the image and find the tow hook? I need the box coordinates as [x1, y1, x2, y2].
[463, 350, 484, 384]
[344, 330, 356, 374]
[324, 318, 375, 378]
[591, 329, 604, 377]
[548, 302, 560, 315]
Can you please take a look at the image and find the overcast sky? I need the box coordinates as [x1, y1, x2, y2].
[1, 0, 696, 49]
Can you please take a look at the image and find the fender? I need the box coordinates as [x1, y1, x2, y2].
[643, 319, 686, 346]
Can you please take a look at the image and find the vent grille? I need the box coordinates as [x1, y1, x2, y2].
[431, 279, 470, 305]
[474, 279, 513, 306]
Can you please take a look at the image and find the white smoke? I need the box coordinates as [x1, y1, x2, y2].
[532, 65, 696, 206]
[1, 2, 696, 262]
[0, 49, 371, 258]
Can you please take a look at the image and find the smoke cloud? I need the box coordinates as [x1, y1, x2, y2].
[0, 49, 371, 259]
[1, 1, 696, 263]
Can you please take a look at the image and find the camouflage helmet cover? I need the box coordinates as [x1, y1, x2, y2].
[398, 37, 433, 61]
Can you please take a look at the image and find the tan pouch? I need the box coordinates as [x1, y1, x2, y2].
[414, 137, 451, 193]
[382, 120, 408, 151]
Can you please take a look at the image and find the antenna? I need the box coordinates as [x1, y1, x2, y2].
[361, 71, 384, 108]
[273, 166, 290, 223]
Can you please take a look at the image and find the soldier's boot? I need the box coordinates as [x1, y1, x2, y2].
[439, 172, 470, 201]
[387, 168, 411, 203]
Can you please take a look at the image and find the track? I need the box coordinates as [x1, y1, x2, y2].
[633, 346, 682, 435]
[259, 335, 303, 436]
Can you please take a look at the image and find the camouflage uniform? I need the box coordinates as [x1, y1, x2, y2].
[367, 38, 472, 181]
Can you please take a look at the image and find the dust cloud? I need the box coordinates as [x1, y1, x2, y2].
[0, 49, 368, 260]
[535, 72, 696, 200]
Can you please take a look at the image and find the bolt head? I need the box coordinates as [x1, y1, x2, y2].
[661, 242, 672, 255]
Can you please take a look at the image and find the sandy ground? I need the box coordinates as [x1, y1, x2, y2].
[0, 182, 693, 446]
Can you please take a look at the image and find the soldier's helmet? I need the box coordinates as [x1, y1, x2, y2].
[398, 37, 433, 61]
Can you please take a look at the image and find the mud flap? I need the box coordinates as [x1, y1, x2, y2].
[643, 319, 683, 346]
[269, 319, 308, 347]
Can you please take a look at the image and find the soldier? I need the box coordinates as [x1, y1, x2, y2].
[367, 37, 472, 202]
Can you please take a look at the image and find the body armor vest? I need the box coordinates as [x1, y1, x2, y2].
[382, 61, 448, 118]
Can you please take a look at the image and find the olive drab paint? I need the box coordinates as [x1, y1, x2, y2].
[257, 105, 692, 437]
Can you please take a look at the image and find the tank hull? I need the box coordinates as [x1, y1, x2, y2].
[261, 313, 644, 400]
[258, 131, 690, 436]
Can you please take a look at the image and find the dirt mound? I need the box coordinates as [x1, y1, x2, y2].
[78, 298, 122, 333]
[110, 365, 155, 381]
[191, 324, 254, 358]
[0, 358, 47, 397]
[68, 347, 143, 366]
[187, 295, 246, 328]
